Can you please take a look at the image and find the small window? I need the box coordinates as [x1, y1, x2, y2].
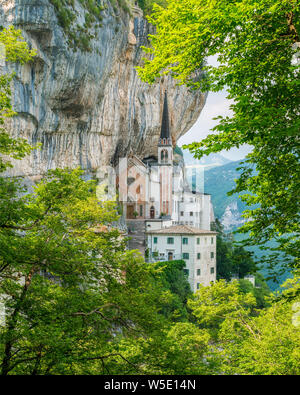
[197, 237, 200, 245]
[182, 237, 189, 245]
[167, 237, 174, 244]
[161, 149, 168, 163]
[197, 283, 200, 290]
[184, 269, 189, 276]
[210, 267, 215, 274]
[190, 212, 193, 216]
[180, 211, 184, 216]
[183, 253, 189, 260]
[211, 237, 214, 244]
[153, 237, 157, 244]
[197, 269, 201, 276]
[150, 206, 155, 219]
[211, 252, 214, 259]
[140, 205, 143, 217]
[197, 253, 201, 260]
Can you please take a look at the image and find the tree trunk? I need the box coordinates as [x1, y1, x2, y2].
[1, 265, 36, 375]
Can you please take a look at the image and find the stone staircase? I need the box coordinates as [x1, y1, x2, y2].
[126, 220, 146, 255]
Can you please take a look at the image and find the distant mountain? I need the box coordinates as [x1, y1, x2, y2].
[182, 150, 232, 169]
[204, 160, 290, 291]
[204, 160, 249, 228]
[182, 152, 247, 227]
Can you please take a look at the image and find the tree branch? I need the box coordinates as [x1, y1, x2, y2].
[286, 12, 299, 43]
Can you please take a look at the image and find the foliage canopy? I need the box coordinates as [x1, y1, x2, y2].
[138, 0, 300, 278]
[0, 22, 299, 376]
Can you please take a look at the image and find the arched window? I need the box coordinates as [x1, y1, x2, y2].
[161, 149, 168, 163]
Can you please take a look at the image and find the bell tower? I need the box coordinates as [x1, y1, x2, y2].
[158, 92, 173, 217]
[158, 91, 173, 165]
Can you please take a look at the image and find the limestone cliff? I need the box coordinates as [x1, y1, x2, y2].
[0, 0, 206, 177]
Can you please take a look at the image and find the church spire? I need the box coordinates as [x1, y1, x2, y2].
[159, 91, 172, 146]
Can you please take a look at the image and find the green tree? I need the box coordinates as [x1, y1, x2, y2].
[153, 259, 192, 321]
[188, 280, 257, 340]
[220, 276, 300, 375]
[212, 219, 257, 281]
[0, 168, 172, 375]
[142, 322, 213, 374]
[0, 26, 36, 172]
[137, 0, 167, 15]
[138, 0, 300, 277]
[238, 273, 271, 309]
[187, 277, 300, 374]
[0, 26, 169, 375]
[101, 320, 213, 375]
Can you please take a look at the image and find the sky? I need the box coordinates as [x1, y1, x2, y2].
[178, 89, 253, 161]
[178, 54, 252, 162]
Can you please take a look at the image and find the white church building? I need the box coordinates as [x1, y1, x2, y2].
[117, 92, 217, 291]
[147, 225, 217, 292]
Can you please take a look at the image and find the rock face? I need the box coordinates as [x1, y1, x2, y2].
[0, 0, 206, 177]
[221, 201, 245, 232]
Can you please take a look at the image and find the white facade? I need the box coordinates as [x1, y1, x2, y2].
[172, 191, 212, 230]
[119, 93, 217, 291]
[145, 219, 173, 232]
[121, 154, 214, 232]
[118, 92, 213, 229]
[147, 226, 217, 292]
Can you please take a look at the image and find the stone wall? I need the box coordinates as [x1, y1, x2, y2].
[0, 0, 207, 177]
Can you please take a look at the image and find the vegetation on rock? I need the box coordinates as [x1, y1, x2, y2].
[49, 0, 111, 52]
[137, 0, 167, 15]
[48, 0, 167, 51]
